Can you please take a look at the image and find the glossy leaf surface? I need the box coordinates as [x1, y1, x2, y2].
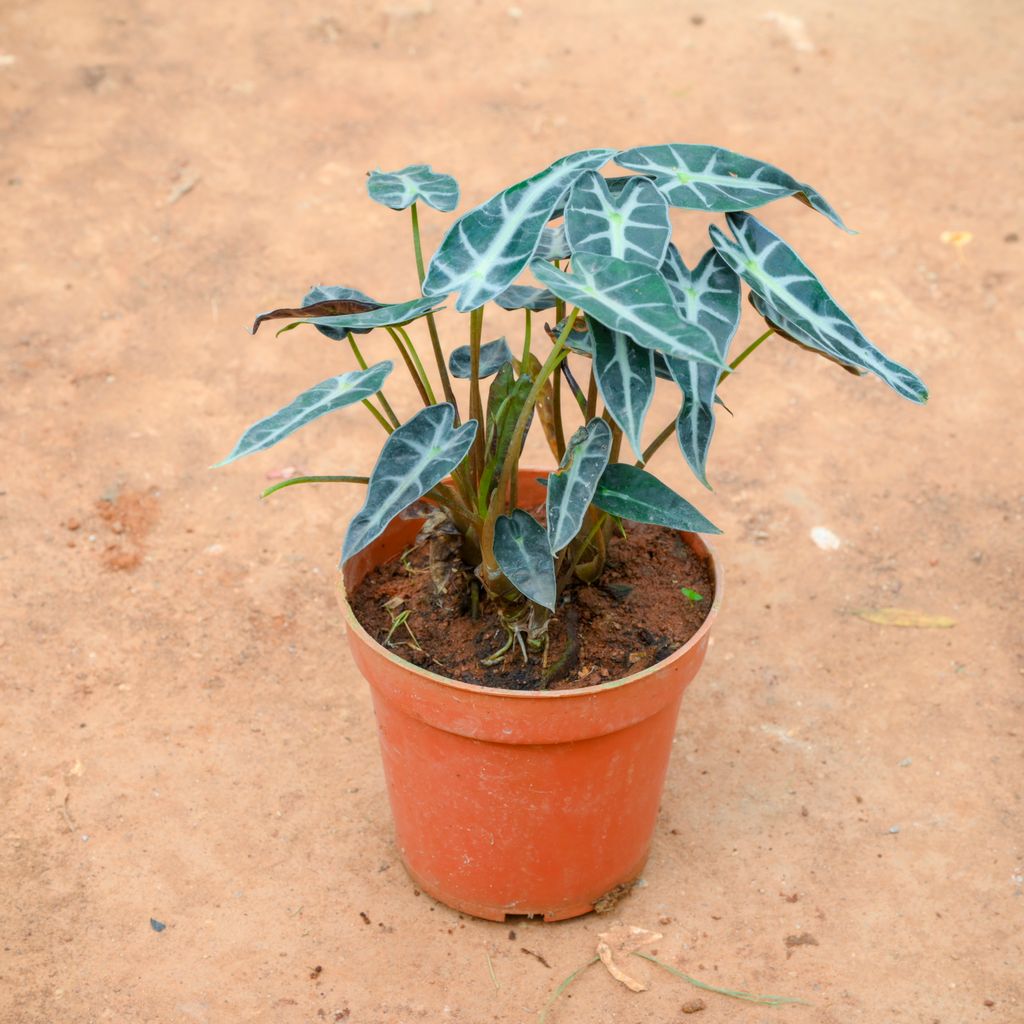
[532, 253, 725, 368]
[616, 143, 851, 232]
[493, 284, 558, 312]
[660, 245, 742, 486]
[342, 404, 477, 563]
[493, 509, 556, 610]
[422, 148, 615, 312]
[215, 362, 393, 467]
[447, 337, 514, 379]
[710, 212, 927, 402]
[303, 296, 444, 335]
[589, 318, 655, 461]
[565, 171, 671, 267]
[536, 223, 571, 260]
[592, 464, 721, 534]
[366, 164, 459, 212]
[546, 418, 613, 553]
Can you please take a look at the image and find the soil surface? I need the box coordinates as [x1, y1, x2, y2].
[352, 518, 714, 689]
[3, 2, 1023, 1023]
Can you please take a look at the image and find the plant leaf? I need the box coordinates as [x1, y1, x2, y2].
[366, 164, 459, 212]
[536, 224, 571, 260]
[547, 316, 677, 381]
[855, 608, 956, 628]
[588, 318, 655, 461]
[710, 212, 927, 402]
[215, 361, 394, 467]
[342, 403, 477, 563]
[302, 296, 445, 334]
[250, 285, 380, 335]
[565, 171, 672, 267]
[422, 148, 615, 312]
[592, 464, 721, 534]
[749, 291, 865, 375]
[546, 418, 613, 553]
[532, 253, 726, 368]
[616, 143, 851, 232]
[493, 509, 556, 610]
[660, 245, 742, 486]
[483, 364, 533, 496]
[447, 337, 514, 379]
[493, 284, 558, 312]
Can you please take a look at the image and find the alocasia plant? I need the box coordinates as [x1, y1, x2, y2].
[218, 148, 926, 671]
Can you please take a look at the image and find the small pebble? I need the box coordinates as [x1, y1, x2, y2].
[66, 517, 81, 531]
[898, 757, 913, 767]
[150, 917, 166, 932]
[888, 825, 901, 834]
[682, 997, 706, 1013]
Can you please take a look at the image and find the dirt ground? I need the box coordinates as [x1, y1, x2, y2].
[2, 0, 1022, 1021]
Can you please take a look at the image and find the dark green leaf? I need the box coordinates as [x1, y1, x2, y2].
[710, 212, 927, 402]
[536, 224, 571, 260]
[342, 404, 477, 563]
[304, 296, 444, 335]
[546, 418, 612, 553]
[447, 337, 514, 379]
[250, 286, 379, 335]
[616, 144, 851, 232]
[565, 171, 671, 267]
[660, 245, 742, 487]
[589, 318, 655, 461]
[214, 361, 394, 467]
[493, 509, 556, 610]
[422, 148, 615, 312]
[532, 253, 726, 368]
[493, 284, 558, 312]
[592, 464, 721, 534]
[366, 164, 459, 212]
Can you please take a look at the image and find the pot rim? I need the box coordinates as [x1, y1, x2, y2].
[339, 522, 723, 701]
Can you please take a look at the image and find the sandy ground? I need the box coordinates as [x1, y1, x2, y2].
[2, 0, 1023, 1021]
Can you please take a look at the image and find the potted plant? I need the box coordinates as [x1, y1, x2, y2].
[216, 147, 926, 921]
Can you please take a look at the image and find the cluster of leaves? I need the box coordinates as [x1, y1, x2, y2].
[218, 145, 925, 646]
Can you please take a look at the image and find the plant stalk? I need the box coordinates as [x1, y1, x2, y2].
[410, 202, 460, 419]
[386, 326, 432, 406]
[261, 474, 369, 499]
[348, 332, 400, 428]
[468, 306, 487, 483]
[394, 324, 437, 404]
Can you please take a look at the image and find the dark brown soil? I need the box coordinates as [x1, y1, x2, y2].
[351, 519, 714, 690]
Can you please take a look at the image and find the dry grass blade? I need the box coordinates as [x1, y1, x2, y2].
[537, 955, 599, 1024]
[631, 951, 810, 1006]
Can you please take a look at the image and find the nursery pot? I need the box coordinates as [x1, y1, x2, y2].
[338, 470, 721, 922]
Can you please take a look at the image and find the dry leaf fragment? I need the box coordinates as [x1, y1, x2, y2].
[855, 607, 956, 628]
[596, 925, 662, 992]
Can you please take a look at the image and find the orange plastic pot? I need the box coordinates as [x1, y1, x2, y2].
[338, 470, 721, 922]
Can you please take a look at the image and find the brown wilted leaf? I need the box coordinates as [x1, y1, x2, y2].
[250, 298, 380, 335]
[595, 925, 662, 993]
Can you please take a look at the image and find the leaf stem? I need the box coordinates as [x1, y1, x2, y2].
[551, 358, 567, 458]
[585, 364, 599, 420]
[410, 202, 460, 420]
[720, 327, 774, 380]
[522, 309, 532, 367]
[386, 326, 432, 406]
[560, 360, 587, 415]
[394, 324, 437, 404]
[261, 474, 369, 499]
[348, 332, 400, 427]
[468, 305, 487, 482]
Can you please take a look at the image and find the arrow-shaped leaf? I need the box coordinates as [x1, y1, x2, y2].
[536, 223, 571, 260]
[660, 245, 742, 487]
[709, 212, 927, 402]
[589, 318, 655, 461]
[494, 284, 558, 312]
[342, 403, 478, 563]
[532, 252, 726, 368]
[748, 291, 865, 375]
[447, 337, 514, 379]
[215, 361, 394, 467]
[493, 509, 556, 610]
[422, 148, 615, 312]
[546, 316, 677, 381]
[616, 143, 851, 232]
[565, 171, 672, 267]
[366, 164, 460, 212]
[546, 418, 612, 553]
[250, 285, 380, 336]
[592, 464, 720, 534]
